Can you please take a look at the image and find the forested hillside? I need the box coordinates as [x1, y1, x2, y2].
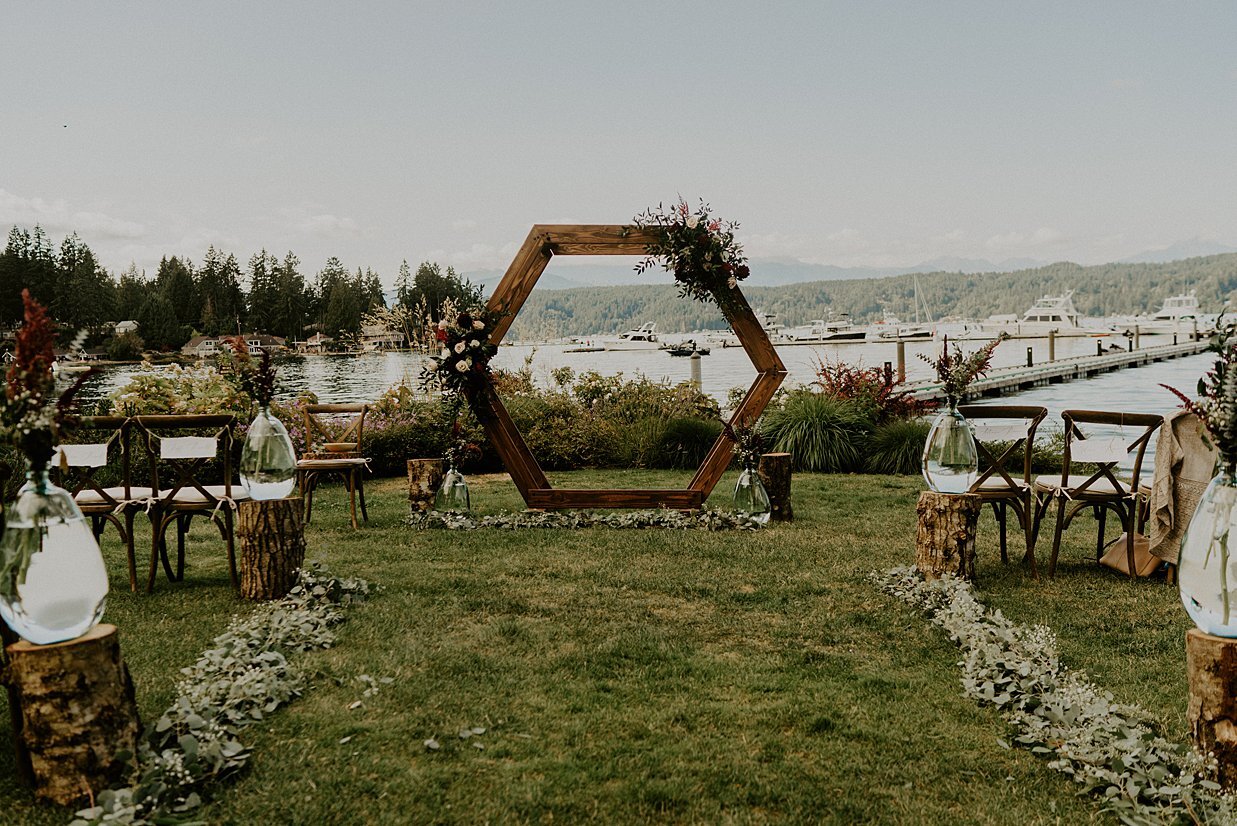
[505, 254, 1237, 339]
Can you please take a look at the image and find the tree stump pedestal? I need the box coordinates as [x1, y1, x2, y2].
[1186, 628, 1237, 789]
[407, 458, 444, 514]
[757, 453, 793, 522]
[237, 496, 307, 601]
[915, 491, 981, 581]
[2, 624, 141, 805]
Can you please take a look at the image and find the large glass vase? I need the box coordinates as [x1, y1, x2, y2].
[240, 405, 298, 500]
[0, 467, 109, 645]
[733, 466, 772, 525]
[1180, 467, 1237, 636]
[435, 466, 471, 512]
[922, 398, 978, 493]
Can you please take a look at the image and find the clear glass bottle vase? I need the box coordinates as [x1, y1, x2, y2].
[733, 465, 772, 525]
[0, 465, 109, 645]
[435, 465, 471, 512]
[1180, 465, 1237, 636]
[922, 397, 978, 493]
[240, 405, 298, 500]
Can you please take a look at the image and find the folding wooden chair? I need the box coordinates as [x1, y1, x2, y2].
[53, 416, 154, 592]
[297, 403, 370, 529]
[959, 404, 1048, 579]
[132, 414, 247, 592]
[1031, 410, 1162, 578]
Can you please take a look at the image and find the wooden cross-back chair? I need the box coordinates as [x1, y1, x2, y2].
[132, 414, 247, 592]
[297, 403, 370, 529]
[959, 404, 1048, 579]
[52, 416, 154, 593]
[1031, 410, 1163, 578]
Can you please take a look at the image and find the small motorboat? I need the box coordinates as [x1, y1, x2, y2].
[666, 339, 711, 356]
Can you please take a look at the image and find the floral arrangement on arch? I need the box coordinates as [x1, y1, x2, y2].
[918, 334, 1009, 403]
[723, 417, 765, 470]
[419, 302, 504, 397]
[633, 198, 751, 310]
[1163, 322, 1237, 468]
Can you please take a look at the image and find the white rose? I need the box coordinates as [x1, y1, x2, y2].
[727, 276, 738, 289]
[440, 348, 450, 358]
[438, 319, 449, 330]
[686, 215, 699, 229]
[472, 320, 485, 330]
[468, 339, 480, 349]
[456, 358, 471, 372]
[454, 341, 466, 354]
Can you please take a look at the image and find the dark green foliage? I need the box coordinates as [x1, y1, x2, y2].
[503, 393, 619, 470]
[762, 390, 871, 472]
[106, 331, 145, 361]
[654, 418, 723, 469]
[866, 418, 930, 474]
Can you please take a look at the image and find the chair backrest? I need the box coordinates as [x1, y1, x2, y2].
[131, 414, 239, 505]
[303, 404, 368, 458]
[53, 415, 135, 508]
[1059, 409, 1163, 496]
[958, 404, 1048, 491]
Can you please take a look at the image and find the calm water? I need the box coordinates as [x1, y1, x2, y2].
[75, 332, 1209, 421]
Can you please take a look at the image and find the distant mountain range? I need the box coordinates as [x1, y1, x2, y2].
[464, 238, 1237, 291]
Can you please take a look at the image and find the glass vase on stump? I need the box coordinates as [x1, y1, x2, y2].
[733, 462, 772, 525]
[1180, 464, 1237, 636]
[922, 396, 978, 494]
[240, 405, 297, 500]
[0, 463, 109, 645]
[435, 463, 471, 512]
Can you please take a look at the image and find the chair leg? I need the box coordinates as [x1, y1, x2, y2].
[1095, 506, 1108, 561]
[223, 508, 239, 591]
[148, 512, 167, 594]
[303, 472, 316, 523]
[348, 469, 359, 529]
[995, 502, 1009, 564]
[358, 474, 368, 522]
[123, 510, 138, 593]
[1018, 498, 1039, 581]
[1049, 497, 1067, 578]
[1122, 506, 1137, 579]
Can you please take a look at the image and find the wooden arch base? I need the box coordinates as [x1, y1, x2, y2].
[472, 224, 787, 510]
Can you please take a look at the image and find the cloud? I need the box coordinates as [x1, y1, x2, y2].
[424, 241, 522, 271]
[451, 219, 478, 231]
[0, 188, 146, 239]
[278, 204, 371, 240]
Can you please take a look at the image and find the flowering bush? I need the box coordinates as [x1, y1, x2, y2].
[419, 302, 503, 397]
[108, 363, 252, 417]
[813, 356, 933, 423]
[633, 198, 750, 309]
[917, 334, 1008, 402]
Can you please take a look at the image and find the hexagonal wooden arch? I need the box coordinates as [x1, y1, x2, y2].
[466, 224, 787, 510]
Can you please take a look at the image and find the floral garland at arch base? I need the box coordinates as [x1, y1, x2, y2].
[408, 508, 764, 531]
[874, 566, 1233, 824]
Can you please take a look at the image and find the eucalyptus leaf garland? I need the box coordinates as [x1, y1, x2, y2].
[408, 508, 763, 531]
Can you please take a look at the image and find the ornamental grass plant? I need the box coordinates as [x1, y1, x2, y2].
[0, 470, 1199, 824]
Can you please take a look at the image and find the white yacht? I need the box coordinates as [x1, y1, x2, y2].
[785, 315, 868, 343]
[602, 322, 663, 351]
[709, 310, 787, 347]
[980, 291, 1111, 338]
[869, 313, 934, 341]
[1117, 292, 1202, 335]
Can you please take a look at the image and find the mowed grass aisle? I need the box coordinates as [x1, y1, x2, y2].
[0, 470, 1192, 824]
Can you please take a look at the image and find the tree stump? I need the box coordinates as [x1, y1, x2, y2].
[408, 458, 444, 514]
[1, 621, 34, 787]
[915, 492, 981, 581]
[2, 624, 141, 805]
[237, 496, 307, 601]
[1186, 628, 1237, 788]
[757, 453, 793, 522]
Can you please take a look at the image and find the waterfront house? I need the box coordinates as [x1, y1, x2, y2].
[181, 333, 287, 358]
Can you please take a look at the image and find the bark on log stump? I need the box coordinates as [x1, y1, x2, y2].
[2, 624, 140, 805]
[757, 453, 793, 522]
[1, 621, 34, 787]
[237, 496, 307, 601]
[915, 491, 981, 581]
[408, 458, 444, 513]
[1186, 628, 1237, 788]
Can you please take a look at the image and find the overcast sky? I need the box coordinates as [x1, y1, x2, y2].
[3, 1, 1235, 284]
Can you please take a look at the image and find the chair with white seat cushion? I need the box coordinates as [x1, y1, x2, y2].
[53, 416, 153, 592]
[297, 403, 370, 529]
[1031, 410, 1162, 578]
[132, 414, 248, 592]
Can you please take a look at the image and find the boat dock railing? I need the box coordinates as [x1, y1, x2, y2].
[905, 338, 1211, 402]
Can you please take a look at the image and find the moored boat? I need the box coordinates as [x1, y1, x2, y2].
[980, 291, 1112, 338]
[602, 322, 663, 351]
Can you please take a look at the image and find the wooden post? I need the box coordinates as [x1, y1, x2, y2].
[2, 624, 141, 805]
[236, 497, 307, 601]
[757, 453, 793, 522]
[1048, 329, 1056, 362]
[915, 492, 981, 581]
[1187, 628, 1237, 789]
[407, 458, 445, 513]
[896, 339, 906, 382]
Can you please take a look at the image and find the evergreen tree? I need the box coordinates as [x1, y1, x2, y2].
[273, 251, 309, 341]
[155, 256, 198, 328]
[114, 264, 147, 322]
[247, 250, 280, 334]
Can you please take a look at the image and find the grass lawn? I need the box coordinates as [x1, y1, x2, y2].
[0, 470, 1193, 824]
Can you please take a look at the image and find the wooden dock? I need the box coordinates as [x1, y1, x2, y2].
[907, 339, 1212, 402]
